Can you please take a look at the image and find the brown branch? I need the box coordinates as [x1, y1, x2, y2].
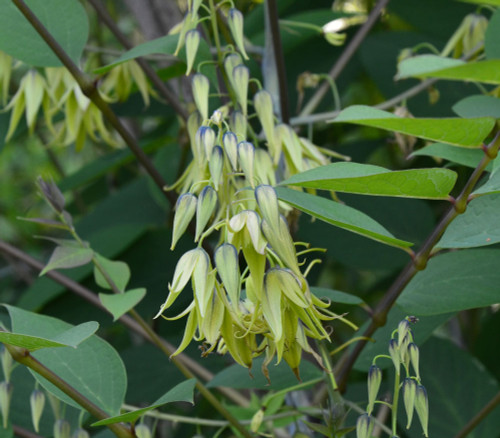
[12, 425, 44, 438]
[299, 0, 391, 117]
[453, 390, 500, 438]
[266, 0, 290, 124]
[336, 130, 500, 391]
[87, 0, 189, 121]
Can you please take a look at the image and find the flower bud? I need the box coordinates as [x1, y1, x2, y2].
[255, 149, 276, 186]
[72, 429, 89, 438]
[356, 413, 373, 438]
[254, 90, 275, 151]
[135, 424, 152, 438]
[230, 110, 247, 140]
[398, 319, 410, 346]
[323, 31, 346, 46]
[209, 146, 224, 187]
[250, 409, 265, 433]
[185, 29, 200, 76]
[54, 419, 71, 438]
[224, 53, 242, 90]
[0, 382, 12, 428]
[389, 339, 400, 374]
[37, 176, 65, 214]
[195, 126, 216, 159]
[171, 193, 197, 250]
[187, 111, 203, 152]
[409, 342, 420, 380]
[227, 9, 249, 60]
[215, 243, 240, 309]
[415, 385, 429, 437]
[367, 365, 382, 415]
[403, 378, 417, 429]
[232, 65, 249, 114]
[237, 141, 255, 187]
[192, 73, 210, 120]
[222, 131, 238, 171]
[210, 109, 223, 126]
[174, 11, 198, 57]
[195, 186, 217, 241]
[255, 185, 280, 232]
[30, 389, 46, 432]
[0, 346, 13, 383]
[399, 334, 411, 370]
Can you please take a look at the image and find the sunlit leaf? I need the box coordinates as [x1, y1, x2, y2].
[99, 289, 146, 321]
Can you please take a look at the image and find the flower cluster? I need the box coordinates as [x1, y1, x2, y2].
[357, 317, 429, 438]
[154, 3, 348, 378]
[1, 51, 151, 150]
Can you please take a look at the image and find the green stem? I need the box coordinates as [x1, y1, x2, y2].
[4, 344, 133, 438]
[392, 370, 400, 435]
[208, 0, 223, 64]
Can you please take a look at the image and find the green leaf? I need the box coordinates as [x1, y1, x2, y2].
[486, 8, 500, 59]
[396, 54, 464, 78]
[276, 187, 413, 249]
[4, 305, 126, 416]
[99, 289, 146, 321]
[458, 0, 500, 5]
[279, 163, 457, 199]
[398, 249, 500, 315]
[0, 0, 88, 66]
[404, 337, 500, 438]
[332, 105, 494, 148]
[40, 245, 94, 276]
[438, 194, 500, 248]
[411, 143, 488, 169]
[0, 321, 97, 351]
[207, 356, 322, 390]
[398, 56, 500, 85]
[354, 305, 452, 371]
[310, 287, 364, 305]
[94, 35, 178, 74]
[453, 95, 500, 119]
[94, 254, 131, 292]
[92, 379, 196, 426]
[472, 168, 500, 196]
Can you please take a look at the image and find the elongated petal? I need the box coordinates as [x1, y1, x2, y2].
[238, 141, 255, 187]
[171, 310, 198, 357]
[171, 193, 197, 250]
[195, 186, 218, 241]
[263, 271, 283, 341]
[215, 244, 241, 308]
[185, 29, 200, 76]
[222, 131, 238, 171]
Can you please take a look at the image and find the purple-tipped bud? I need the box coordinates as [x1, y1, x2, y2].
[232, 65, 249, 114]
[30, 389, 45, 432]
[195, 126, 216, 159]
[54, 419, 71, 438]
[403, 378, 417, 429]
[0, 382, 12, 428]
[367, 365, 382, 415]
[222, 131, 238, 171]
[389, 339, 400, 375]
[237, 141, 255, 187]
[398, 319, 410, 346]
[409, 342, 420, 380]
[227, 9, 248, 60]
[192, 73, 210, 120]
[135, 424, 151, 438]
[37, 176, 65, 214]
[185, 29, 200, 76]
[171, 193, 197, 250]
[356, 413, 373, 438]
[195, 186, 217, 241]
[415, 385, 429, 437]
[209, 146, 224, 187]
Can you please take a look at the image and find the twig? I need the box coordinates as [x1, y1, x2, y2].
[266, 0, 290, 124]
[4, 342, 133, 438]
[12, 425, 44, 438]
[336, 130, 500, 391]
[86, 0, 189, 120]
[290, 77, 438, 126]
[0, 239, 248, 407]
[453, 390, 500, 438]
[298, 0, 391, 118]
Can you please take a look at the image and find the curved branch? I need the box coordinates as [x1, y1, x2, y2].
[453, 390, 500, 438]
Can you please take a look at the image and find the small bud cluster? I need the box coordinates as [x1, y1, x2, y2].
[155, 5, 346, 378]
[356, 317, 429, 438]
